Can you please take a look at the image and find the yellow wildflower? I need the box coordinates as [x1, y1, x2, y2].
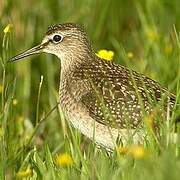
[129, 145, 145, 159]
[3, 24, 13, 34]
[55, 153, 73, 167]
[96, 49, 114, 61]
[164, 43, 173, 55]
[0, 84, 3, 94]
[117, 145, 146, 159]
[127, 52, 134, 59]
[117, 146, 128, 155]
[16, 168, 32, 178]
[13, 99, 18, 106]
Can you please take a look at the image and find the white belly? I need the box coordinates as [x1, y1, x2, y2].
[65, 107, 146, 150]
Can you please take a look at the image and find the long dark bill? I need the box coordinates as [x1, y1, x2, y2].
[10, 44, 44, 62]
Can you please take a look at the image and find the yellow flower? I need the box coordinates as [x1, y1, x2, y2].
[127, 52, 134, 59]
[55, 153, 73, 167]
[96, 49, 114, 61]
[13, 99, 18, 106]
[0, 84, 3, 94]
[117, 146, 128, 155]
[16, 168, 32, 178]
[3, 24, 13, 34]
[164, 43, 173, 55]
[129, 145, 145, 159]
[117, 145, 146, 159]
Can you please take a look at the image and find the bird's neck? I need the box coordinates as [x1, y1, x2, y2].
[58, 49, 95, 76]
[58, 49, 96, 110]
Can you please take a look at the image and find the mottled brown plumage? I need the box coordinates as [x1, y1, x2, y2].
[73, 59, 176, 128]
[11, 23, 177, 150]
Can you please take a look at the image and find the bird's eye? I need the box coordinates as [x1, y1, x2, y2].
[52, 34, 63, 43]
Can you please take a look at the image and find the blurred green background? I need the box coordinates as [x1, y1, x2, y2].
[0, 0, 180, 179]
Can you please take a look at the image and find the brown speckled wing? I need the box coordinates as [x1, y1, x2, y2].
[79, 58, 176, 129]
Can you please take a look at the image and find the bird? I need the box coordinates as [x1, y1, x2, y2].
[11, 23, 177, 150]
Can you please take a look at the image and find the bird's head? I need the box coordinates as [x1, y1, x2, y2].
[11, 23, 92, 62]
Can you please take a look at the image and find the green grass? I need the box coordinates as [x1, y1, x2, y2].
[0, 0, 180, 179]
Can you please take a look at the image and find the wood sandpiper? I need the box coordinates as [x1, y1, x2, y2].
[11, 23, 177, 150]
